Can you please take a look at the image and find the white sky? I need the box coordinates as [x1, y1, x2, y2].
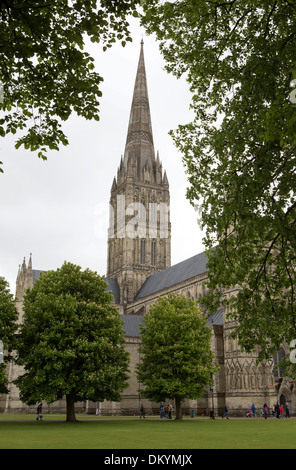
[0, 20, 205, 294]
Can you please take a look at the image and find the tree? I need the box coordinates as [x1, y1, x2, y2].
[0, 276, 18, 394]
[140, 1, 296, 366]
[0, 0, 140, 171]
[136, 294, 218, 420]
[14, 262, 129, 422]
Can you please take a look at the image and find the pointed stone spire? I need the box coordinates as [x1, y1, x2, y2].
[156, 150, 160, 165]
[28, 253, 32, 271]
[16, 264, 21, 282]
[123, 40, 155, 179]
[111, 177, 117, 192]
[21, 257, 26, 274]
[163, 170, 169, 186]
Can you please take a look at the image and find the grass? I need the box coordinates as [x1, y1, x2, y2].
[0, 415, 296, 449]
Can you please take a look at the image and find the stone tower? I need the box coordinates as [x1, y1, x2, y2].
[1, 254, 42, 412]
[107, 41, 171, 308]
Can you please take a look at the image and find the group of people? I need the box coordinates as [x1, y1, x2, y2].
[272, 402, 290, 419]
[224, 402, 291, 420]
[140, 403, 174, 419]
[246, 402, 290, 419]
[160, 403, 173, 419]
[246, 403, 268, 419]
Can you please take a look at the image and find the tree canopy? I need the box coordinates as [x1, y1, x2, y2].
[0, 0, 140, 171]
[140, 1, 296, 366]
[136, 294, 218, 420]
[0, 276, 18, 394]
[14, 262, 129, 422]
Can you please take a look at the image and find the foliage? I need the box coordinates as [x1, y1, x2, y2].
[14, 262, 129, 421]
[140, 1, 296, 364]
[0, 276, 18, 394]
[0, 0, 140, 170]
[136, 294, 218, 419]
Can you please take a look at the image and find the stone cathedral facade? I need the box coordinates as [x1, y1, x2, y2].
[1, 43, 295, 417]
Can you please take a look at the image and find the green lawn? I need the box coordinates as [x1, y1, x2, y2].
[0, 415, 295, 449]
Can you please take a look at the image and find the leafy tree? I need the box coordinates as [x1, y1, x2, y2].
[0, 0, 140, 170]
[14, 262, 129, 422]
[140, 1, 296, 365]
[136, 294, 218, 420]
[0, 276, 18, 394]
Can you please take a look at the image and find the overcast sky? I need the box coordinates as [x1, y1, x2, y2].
[0, 19, 205, 293]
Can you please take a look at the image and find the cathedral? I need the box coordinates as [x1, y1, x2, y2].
[1, 42, 294, 417]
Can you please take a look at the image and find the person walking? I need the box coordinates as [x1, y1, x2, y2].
[168, 403, 172, 419]
[285, 404, 290, 418]
[279, 404, 284, 418]
[160, 404, 165, 419]
[223, 404, 229, 419]
[251, 403, 256, 417]
[264, 404, 268, 419]
[140, 404, 146, 419]
[165, 404, 169, 418]
[36, 402, 43, 421]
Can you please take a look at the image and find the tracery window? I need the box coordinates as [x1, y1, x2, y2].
[140, 239, 146, 265]
[151, 240, 156, 265]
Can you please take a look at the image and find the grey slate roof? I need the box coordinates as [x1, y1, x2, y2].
[135, 251, 208, 300]
[207, 309, 223, 327]
[105, 277, 120, 304]
[32, 270, 46, 283]
[121, 314, 144, 337]
[120, 310, 223, 338]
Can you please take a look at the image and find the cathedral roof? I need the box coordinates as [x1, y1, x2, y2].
[135, 251, 208, 300]
[207, 309, 224, 326]
[120, 314, 144, 337]
[105, 277, 120, 304]
[119, 310, 222, 339]
[32, 269, 46, 283]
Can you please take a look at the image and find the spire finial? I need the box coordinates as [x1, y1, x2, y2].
[28, 253, 32, 270]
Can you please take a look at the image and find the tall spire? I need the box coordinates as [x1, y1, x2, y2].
[123, 41, 155, 178]
[107, 40, 171, 304]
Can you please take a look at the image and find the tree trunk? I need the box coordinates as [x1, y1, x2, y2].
[175, 398, 183, 420]
[66, 391, 77, 422]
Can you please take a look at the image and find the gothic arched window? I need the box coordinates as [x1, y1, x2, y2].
[140, 239, 146, 265]
[151, 240, 156, 265]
